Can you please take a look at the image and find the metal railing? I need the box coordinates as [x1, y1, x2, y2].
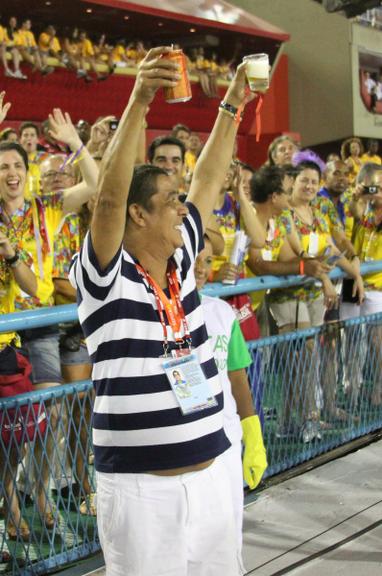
[1, 261, 382, 574]
[0, 382, 96, 575]
[248, 314, 382, 475]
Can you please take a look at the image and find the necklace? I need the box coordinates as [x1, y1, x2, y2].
[0, 200, 32, 245]
[291, 204, 314, 226]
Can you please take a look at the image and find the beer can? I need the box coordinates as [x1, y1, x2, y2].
[163, 49, 192, 103]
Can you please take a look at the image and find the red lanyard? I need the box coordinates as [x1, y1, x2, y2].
[136, 264, 191, 349]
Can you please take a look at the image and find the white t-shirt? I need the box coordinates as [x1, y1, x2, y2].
[201, 295, 252, 445]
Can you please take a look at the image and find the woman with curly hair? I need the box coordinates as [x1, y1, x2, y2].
[341, 137, 364, 184]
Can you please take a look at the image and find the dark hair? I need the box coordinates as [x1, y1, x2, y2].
[41, 119, 51, 134]
[367, 138, 378, 149]
[0, 128, 18, 142]
[0, 142, 29, 171]
[237, 161, 255, 173]
[172, 124, 191, 137]
[251, 165, 284, 204]
[19, 122, 39, 138]
[281, 163, 299, 179]
[126, 164, 168, 222]
[294, 160, 322, 179]
[148, 136, 186, 163]
[7, 16, 17, 40]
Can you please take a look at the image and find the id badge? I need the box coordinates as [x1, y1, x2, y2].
[308, 232, 319, 256]
[261, 249, 273, 262]
[162, 352, 218, 415]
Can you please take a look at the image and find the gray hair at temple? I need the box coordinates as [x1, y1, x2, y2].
[356, 162, 382, 185]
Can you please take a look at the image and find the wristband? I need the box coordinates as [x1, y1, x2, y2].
[299, 259, 305, 275]
[10, 258, 22, 269]
[219, 101, 243, 123]
[60, 143, 84, 173]
[4, 251, 19, 267]
[69, 143, 84, 165]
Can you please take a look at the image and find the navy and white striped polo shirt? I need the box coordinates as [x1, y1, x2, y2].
[69, 202, 230, 473]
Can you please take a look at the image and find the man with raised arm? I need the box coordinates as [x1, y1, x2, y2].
[70, 47, 255, 575]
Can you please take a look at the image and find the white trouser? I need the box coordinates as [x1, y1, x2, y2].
[219, 442, 246, 575]
[340, 291, 382, 396]
[96, 457, 239, 576]
[340, 290, 382, 319]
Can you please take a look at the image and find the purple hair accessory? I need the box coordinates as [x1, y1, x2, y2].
[292, 149, 326, 173]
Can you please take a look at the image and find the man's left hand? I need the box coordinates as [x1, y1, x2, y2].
[224, 63, 256, 108]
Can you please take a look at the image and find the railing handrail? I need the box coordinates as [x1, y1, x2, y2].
[1, 260, 381, 334]
[247, 310, 382, 347]
[0, 380, 91, 408]
[3, 310, 381, 409]
[202, 260, 382, 297]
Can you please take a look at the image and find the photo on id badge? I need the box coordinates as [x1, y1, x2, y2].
[172, 370, 192, 399]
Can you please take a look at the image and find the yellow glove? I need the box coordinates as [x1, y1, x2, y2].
[241, 415, 268, 490]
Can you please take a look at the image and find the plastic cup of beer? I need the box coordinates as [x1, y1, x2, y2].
[243, 53, 269, 93]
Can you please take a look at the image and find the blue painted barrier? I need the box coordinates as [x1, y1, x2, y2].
[1, 260, 381, 331]
[1, 262, 382, 574]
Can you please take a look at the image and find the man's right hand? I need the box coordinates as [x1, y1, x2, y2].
[304, 258, 332, 279]
[132, 47, 181, 105]
[214, 262, 239, 284]
[353, 183, 370, 200]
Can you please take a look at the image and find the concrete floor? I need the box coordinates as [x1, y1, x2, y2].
[84, 439, 382, 576]
[243, 439, 382, 575]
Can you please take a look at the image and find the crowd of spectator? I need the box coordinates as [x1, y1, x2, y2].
[0, 16, 234, 87]
[0, 45, 382, 563]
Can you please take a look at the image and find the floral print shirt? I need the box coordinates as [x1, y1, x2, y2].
[269, 206, 331, 303]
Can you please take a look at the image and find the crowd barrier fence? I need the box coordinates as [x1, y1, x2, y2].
[1, 263, 382, 574]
